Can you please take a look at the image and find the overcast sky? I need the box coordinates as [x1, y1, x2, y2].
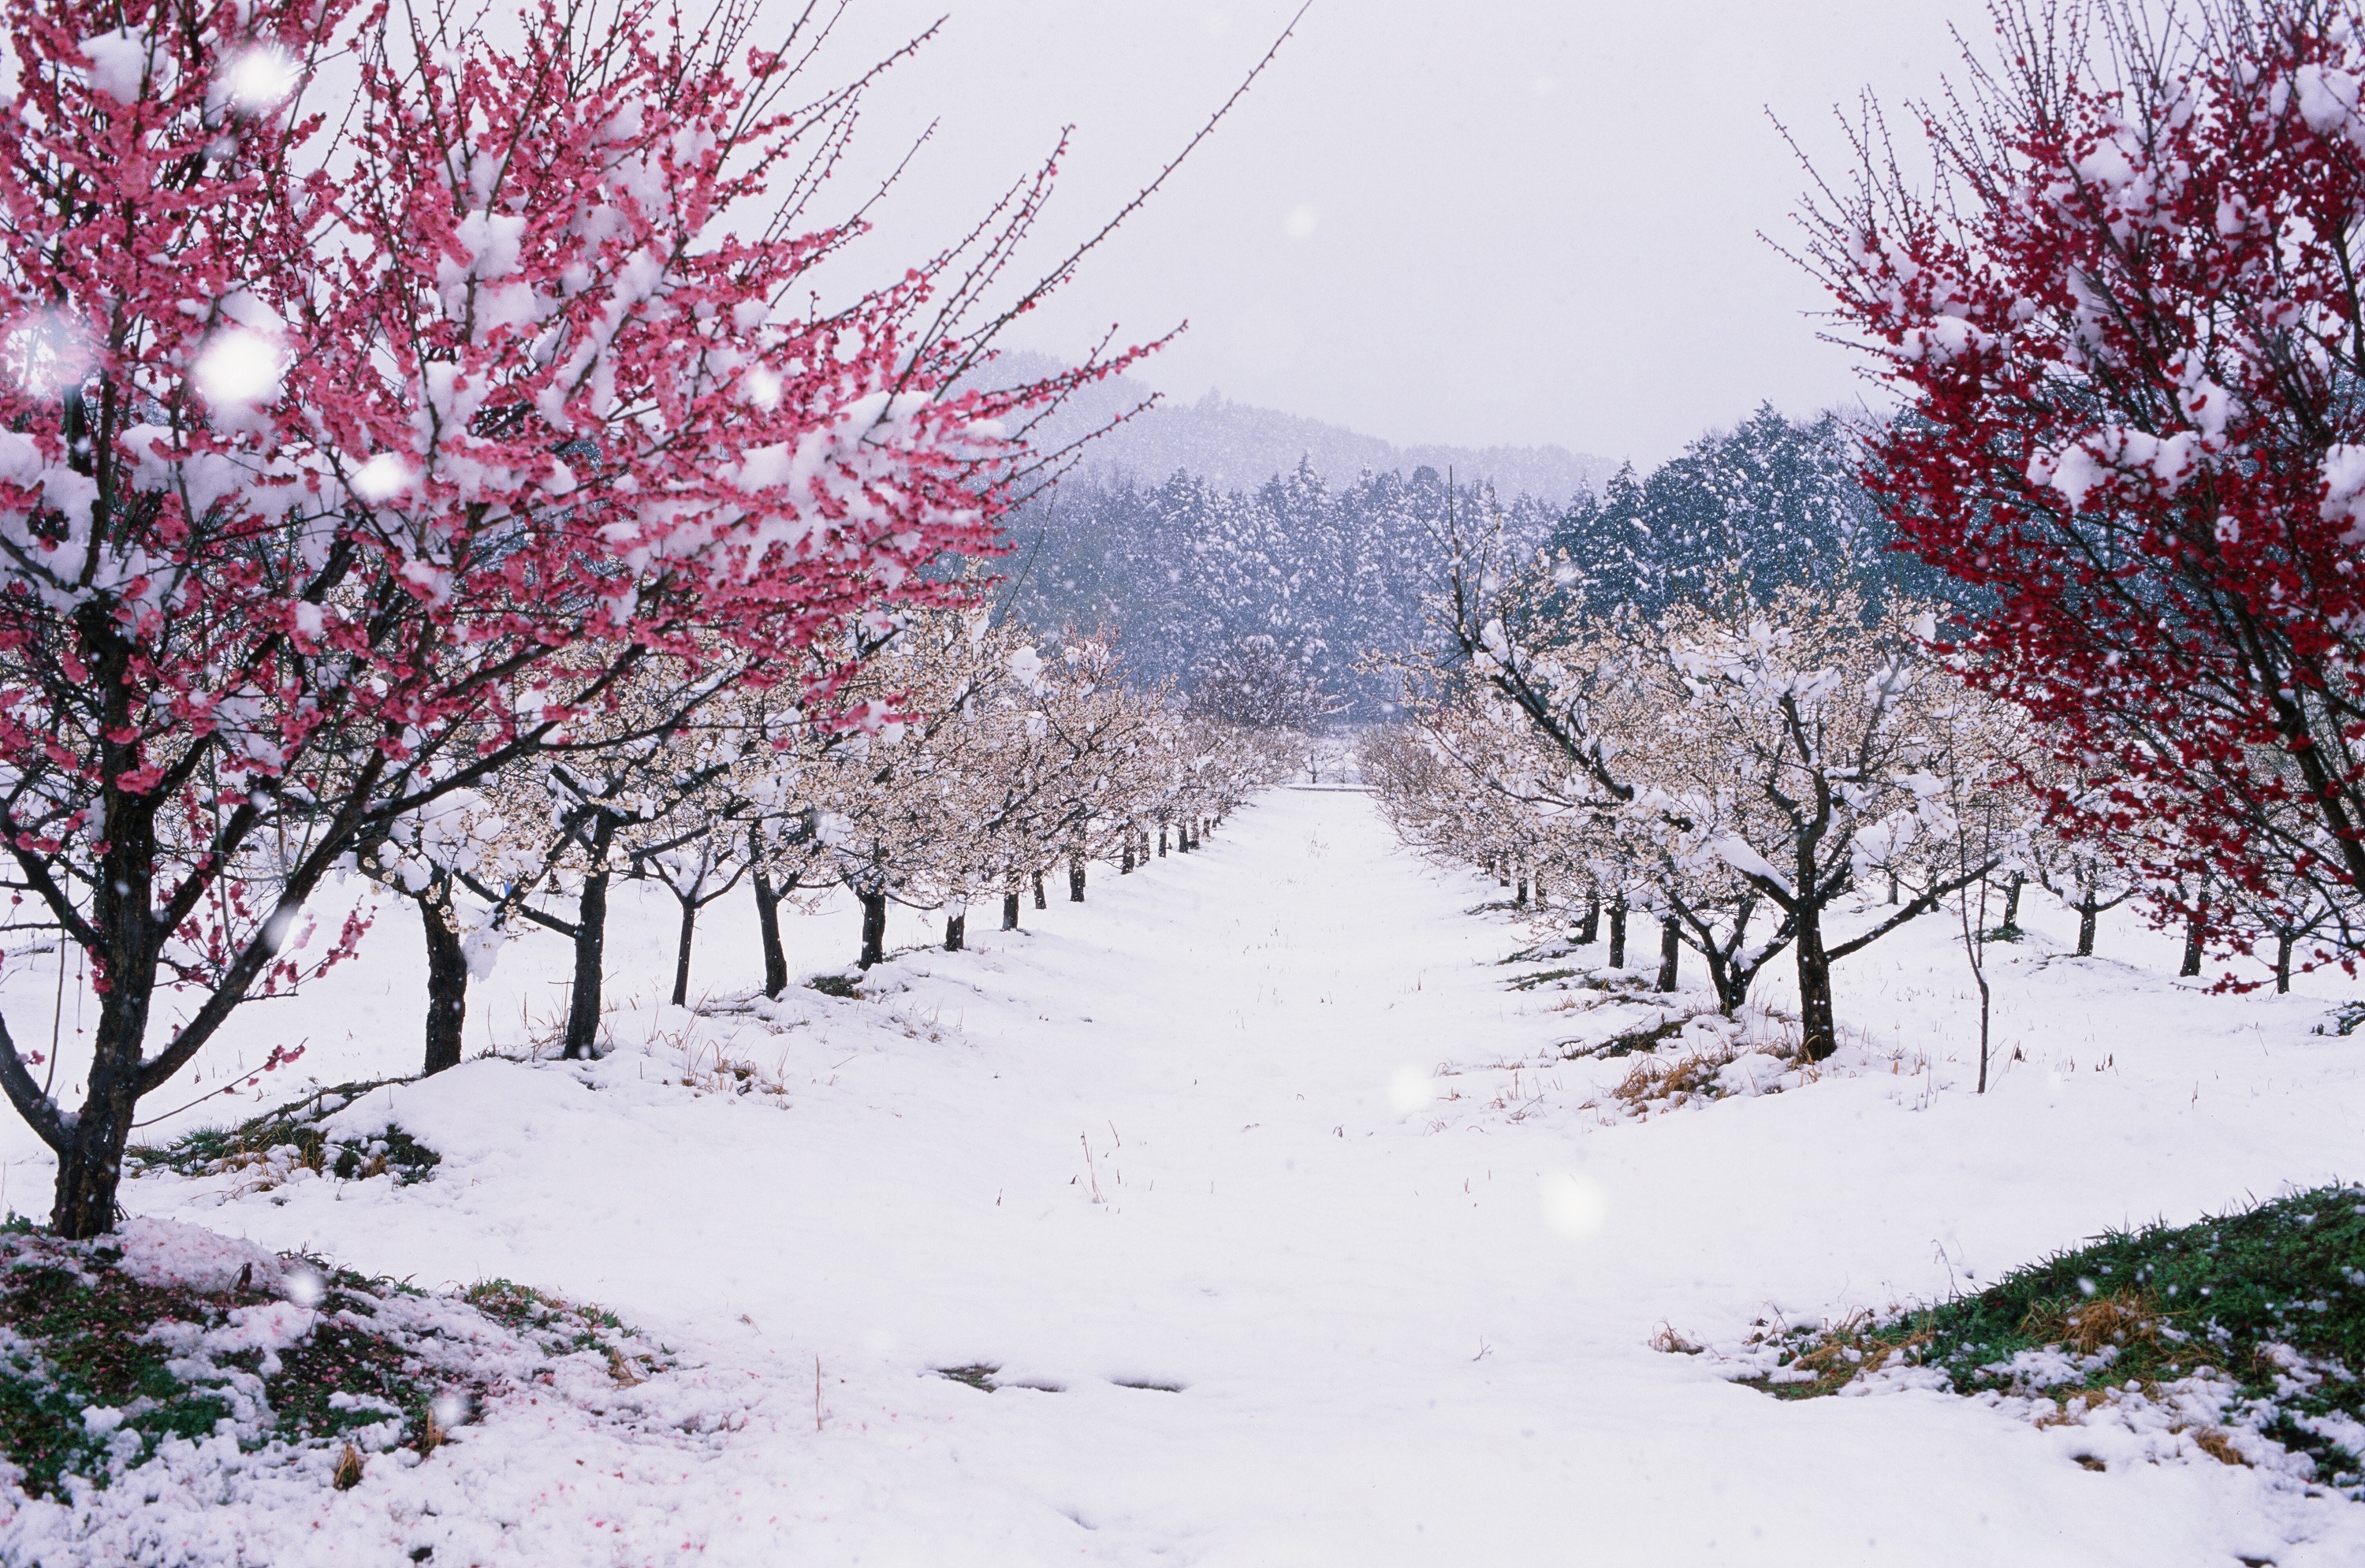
[809, 1, 1988, 467]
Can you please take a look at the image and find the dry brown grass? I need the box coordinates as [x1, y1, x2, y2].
[1609, 1041, 1756, 1112]
[2188, 1426, 2248, 1466]
[2022, 1381, 2250, 1466]
[666, 1036, 792, 1099]
[2021, 1288, 2166, 1356]
[218, 1143, 326, 1197]
[2032, 1387, 2114, 1426]
[330, 1443, 365, 1490]
[1648, 1322, 1704, 1355]
[1784, 1312, 1928, 1382]
[1718, 1309, 1936, 1399]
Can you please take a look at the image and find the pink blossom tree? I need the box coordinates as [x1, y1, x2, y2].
[0, 0, 1141, 1235]
[1795, 0, 2365, 974]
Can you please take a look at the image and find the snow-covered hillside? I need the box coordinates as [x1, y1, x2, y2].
[2, 789, 2360, 1566]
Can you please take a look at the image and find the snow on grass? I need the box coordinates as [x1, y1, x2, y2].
[0, 790, 2361, 1562]
[0, 1217, 678, 1566]
[1683, 1183, 2365, 1500]
[126, 1084, 443, 1201]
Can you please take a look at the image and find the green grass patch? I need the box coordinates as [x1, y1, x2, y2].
[0, 1224, 668, 1500]
[2317, 1000, 2365, 1038]
[1503, 963, 1656, 1001]
[1461, 899, 1529, 918]
[127, 1080, 441, 1188]
[1562, 1015, 1694, 1060]
[463, 1278, 646, 1365]
[1499, 937, 1592, 966]
[0, 1235, 438, 1498]
[1730, 1183, 2365, 1492]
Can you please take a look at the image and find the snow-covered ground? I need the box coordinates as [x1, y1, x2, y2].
[3, 788, 2363, 1565]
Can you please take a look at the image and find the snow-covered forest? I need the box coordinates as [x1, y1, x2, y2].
[997, 405, 1936, 722]
[2, 0, 2364, 1564]
[999, 461, 1554, 720]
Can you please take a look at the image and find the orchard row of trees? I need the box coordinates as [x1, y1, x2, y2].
[1369, 539, 2295, 1078]
[0, 0, 1300, 1235]
[366, 604, 1299, 1071]
[1369, 0, 2365, 1070]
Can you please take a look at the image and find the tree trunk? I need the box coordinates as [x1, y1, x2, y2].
[1159, 825, 1169, 857]
[418, 881, 467, 1075]
[2276, 931, 2294, 994]
[1577, 892, 1600, 945]
[670, 895, 698, 1007]
[1607, 899, 1628, 968]
[858, 888, 888, 970]
[2181, 890, 2207, 978]
[1514, 873, 1529, 908]
[1033, 870, 1048, 907]
[752, 832, 789, 999]
[2003, 872, 2024, 928]
[1121, 836, 1135, 874]
[1795, 908, 1838, 1062]
[50, 776, 164, 1237]
[1069, 849, 1086, 903]
[50, 989, 148, 1238]
[945, 910, 966, 952]
[1002, 867, 1021, 930]
[561, 870, 611, 1059]
[1656, 914, 1681, 993]
[2076, 896, 2099, 957]
[1711, 959, 1753, 1017]
[1886, 870, 1899, 905]
[1972, 961, 1992, 1095]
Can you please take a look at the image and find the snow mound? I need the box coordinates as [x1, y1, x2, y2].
[108, 1216, 285, 1294]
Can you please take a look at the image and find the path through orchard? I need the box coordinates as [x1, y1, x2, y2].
[33, 789, 2365, 1564]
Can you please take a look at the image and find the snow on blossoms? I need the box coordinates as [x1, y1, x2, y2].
[1798, 0, 2365, 971]
[0, 0, 1131, 1237]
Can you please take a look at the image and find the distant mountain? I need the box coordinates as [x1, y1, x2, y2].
[986, 352, 1611, 506]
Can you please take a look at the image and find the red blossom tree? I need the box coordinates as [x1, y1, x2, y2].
[0, 0, 1144, 1235]
[1798, 0, 2365, 967]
